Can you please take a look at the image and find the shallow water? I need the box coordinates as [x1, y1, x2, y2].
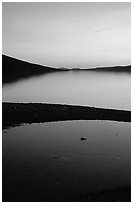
[3, 71, 131, 110]
[3, 120, 131, 201]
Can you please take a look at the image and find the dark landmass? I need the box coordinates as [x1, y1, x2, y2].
[60, 185, 131, 202]
[2, 55, 65, 83]
[59, 67, 70, 71]
[3, 183, 130, 202]
[87, 65, 131, 72]
[70, 65, 131, 72]
[2, 54, 131, 83]
[3, 102, 131, 129]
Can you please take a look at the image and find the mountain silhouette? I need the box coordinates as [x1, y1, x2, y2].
[2, 55, 60, 83]
[2, 54, 131, 83]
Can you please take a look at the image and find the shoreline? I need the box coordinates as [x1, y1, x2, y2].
[2, 102, 131, 129]
[2, 102, 131, 202]
[3, 54, 131, 84]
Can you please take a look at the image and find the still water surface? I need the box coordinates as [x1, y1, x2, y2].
[3, 71, 131, 110]
[3, 120, 131, 200]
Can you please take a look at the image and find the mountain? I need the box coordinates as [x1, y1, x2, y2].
[2, 55, 61, 83]
[87, 66, 131, 72]
[70, 66, 131, 72]
[2, 54, 131, 83]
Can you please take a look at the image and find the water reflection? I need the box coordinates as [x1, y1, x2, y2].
[3, 120, 131, 201]
[3, 71, 131, 110]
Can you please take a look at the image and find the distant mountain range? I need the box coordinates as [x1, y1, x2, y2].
[73, 66, 131, 72]
[2, 55, 131, 83]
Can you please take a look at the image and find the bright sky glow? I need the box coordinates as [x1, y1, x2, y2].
[2, 2, 131, 68]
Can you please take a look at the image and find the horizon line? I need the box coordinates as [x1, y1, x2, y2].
[2, 53, 131, 70]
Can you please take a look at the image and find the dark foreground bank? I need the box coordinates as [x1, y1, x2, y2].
[2, 185, 131, 202]
[60, 185, 131, 202]
[3, 102, 131, 129]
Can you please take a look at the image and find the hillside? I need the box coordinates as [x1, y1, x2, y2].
[70, 66, 131, 72]
[2, 55, 60, 83]
[87, 65, 131, 72]
[2, 54, 131, 83]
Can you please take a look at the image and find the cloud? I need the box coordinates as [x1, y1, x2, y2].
[93, 27, 113, 33]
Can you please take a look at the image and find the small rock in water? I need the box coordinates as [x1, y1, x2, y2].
[116, 133, 118, 135]
[80, 137, 87, 141]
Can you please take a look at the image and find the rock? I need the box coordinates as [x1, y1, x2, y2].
[80, 137, 87, 141]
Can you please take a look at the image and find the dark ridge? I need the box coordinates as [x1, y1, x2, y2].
[2, 54, 131, 84]
[70, 66, 131, 72]
[2, 55, 63, 83]
[2, 102, 131, 129]
[87, 65, 131, 72]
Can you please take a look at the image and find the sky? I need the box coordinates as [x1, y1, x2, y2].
[2, 2, 131, 68]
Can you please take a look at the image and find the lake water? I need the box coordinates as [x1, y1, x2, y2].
[3, 120, 131, 201]
[3, 71, 131, 110]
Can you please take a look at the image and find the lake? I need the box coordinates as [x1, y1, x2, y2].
[3, 71, 131, 110]
[3, 120, 131, 201]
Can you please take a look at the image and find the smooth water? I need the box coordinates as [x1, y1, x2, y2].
[3, 120, 131, 200]
[3, 71, 131, 110]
